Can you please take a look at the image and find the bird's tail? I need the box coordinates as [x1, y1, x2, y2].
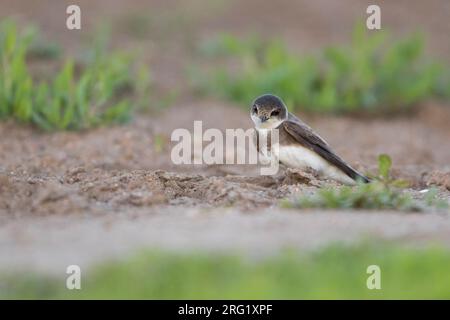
[346, 166, 370, 183]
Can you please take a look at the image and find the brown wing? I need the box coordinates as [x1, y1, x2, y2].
[287, 112, 329, 146]
[280, 120, 369, 183]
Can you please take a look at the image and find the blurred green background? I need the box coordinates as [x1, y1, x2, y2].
[3, 243, 450, 299]
[1, 0, 450, 130]
[1, 0, 449, 300]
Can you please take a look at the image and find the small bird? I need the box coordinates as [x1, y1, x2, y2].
[251, 94, 369, 184]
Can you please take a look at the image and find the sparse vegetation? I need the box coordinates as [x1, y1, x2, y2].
[194, 25, 449, 114]
[283, 155, 448, 211]
[0, 20, 151, 130]
[287, 180, 419, 211]
[27, 33, 61, 60]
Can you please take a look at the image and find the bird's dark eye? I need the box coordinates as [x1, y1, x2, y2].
[252, 105, 258, 113]
[271, 110, 280, 117]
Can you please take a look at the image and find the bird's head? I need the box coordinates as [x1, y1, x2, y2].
[251, 94, 288, 129]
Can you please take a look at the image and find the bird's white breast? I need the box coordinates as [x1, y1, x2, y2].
[279, 145, 328, 171]
[278, 145, 355, 184]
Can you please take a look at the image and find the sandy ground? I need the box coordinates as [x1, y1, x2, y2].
[1, 102, 450, 273]
[2, 209, 450, 274]
[0, 0, 450, 273]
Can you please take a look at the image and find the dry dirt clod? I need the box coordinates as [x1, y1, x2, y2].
[281, 168, 323, 187]
[0, 174, 11, 193]
[427, 171, 450, 191]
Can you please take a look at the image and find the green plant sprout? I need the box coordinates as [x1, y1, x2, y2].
[0, 20, 151, 130]
[194, 24, 448, 115]
[283, 154, 448, 212]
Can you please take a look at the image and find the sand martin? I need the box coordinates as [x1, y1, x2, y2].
[251, 94, 369, 184]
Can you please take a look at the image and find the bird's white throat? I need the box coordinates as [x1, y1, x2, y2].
[251, 114, 285, 130]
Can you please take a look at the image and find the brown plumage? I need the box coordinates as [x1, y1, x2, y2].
[279, 120, 369, 183]
[251, 94, 369, 184]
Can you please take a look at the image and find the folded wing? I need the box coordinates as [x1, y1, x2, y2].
[281, 120, 369, 183]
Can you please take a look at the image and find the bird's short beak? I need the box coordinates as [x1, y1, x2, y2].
[259, 115, 268, 122]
